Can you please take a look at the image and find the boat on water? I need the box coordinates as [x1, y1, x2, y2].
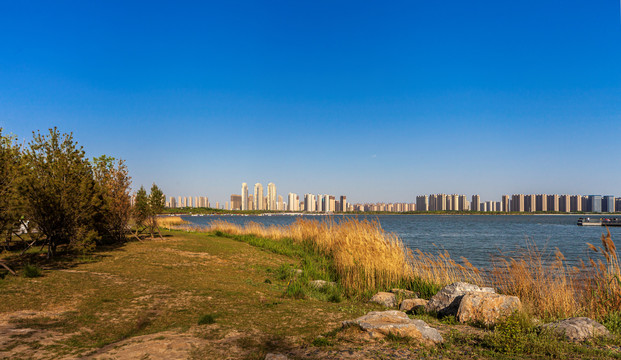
[577, 217, 621, 226]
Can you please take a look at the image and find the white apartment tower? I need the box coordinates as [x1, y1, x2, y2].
[267, 182, 277, 211]
[241, 183, 249, 210]
[254, 183, 264, 210]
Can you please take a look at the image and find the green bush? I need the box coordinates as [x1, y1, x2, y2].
[483, 312, 533, 354]
[22, 264, 42, 278]
[602, 311, 621, 335]
[197, 314, 216, 325]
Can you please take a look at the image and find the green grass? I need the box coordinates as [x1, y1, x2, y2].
[22, 263, 42, 278]
[198, 314, 216, 325]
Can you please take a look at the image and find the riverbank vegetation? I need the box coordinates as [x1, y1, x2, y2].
[198, 218, 620, 324]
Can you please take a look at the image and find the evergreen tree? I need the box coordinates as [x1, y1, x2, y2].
[0, 128, 22, 245]
[148, 183, 165, 238]
[19, 128, 99, 258]
[133, 185, 150, 238]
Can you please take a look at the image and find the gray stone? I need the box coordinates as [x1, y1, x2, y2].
[456, 292, 521, 325]
[265, 353, 289, 360]
[342, 310, 443, 344]
[399, 298, 428, 312]
[425, 282, 495, 316]
[369, 292, 397, 308]
[309, 280, 336, 289]
[541, 317, 611, 342]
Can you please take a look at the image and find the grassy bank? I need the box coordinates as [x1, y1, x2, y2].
[0, 229, 619, 359]
[199, 218, 621, 323]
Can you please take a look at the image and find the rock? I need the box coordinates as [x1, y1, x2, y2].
[391, 288, 417, 298]
[425, 282, 495, 316]
[369, 292, 397, 308]
[265, 353, 289, 360]
[541, 317, 611, 342]
[309, 280, 336, 289]
[456, 292, 521, 325]
[342, 310, 443, 344]
[399, 298, 428, 312]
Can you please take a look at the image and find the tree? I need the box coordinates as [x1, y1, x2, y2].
[148, 183, 165, 238]
[19, 128, 99, 258]
[133, 185, 149, 239]
[92, 155, 132, 243]
[0, 128, 22, 244]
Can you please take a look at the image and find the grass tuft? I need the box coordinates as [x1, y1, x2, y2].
[197, 314, 216, 325]
[22, 263, 42, 278]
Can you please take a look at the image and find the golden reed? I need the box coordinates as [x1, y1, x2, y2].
[194, 218, 619, 319]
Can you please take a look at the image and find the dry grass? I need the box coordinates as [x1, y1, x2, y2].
[205, 218, 621, 321]
[490, 241, 580, 319]
[206, 218, 482, 295]
[491, 228, 621, 320]
[156, 216, 188, 229]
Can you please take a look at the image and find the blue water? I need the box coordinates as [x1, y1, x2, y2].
[180, 214, 621, 269]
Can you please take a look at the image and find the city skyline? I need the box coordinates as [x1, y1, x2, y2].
[1, 2, 620, 203]
[164, 182, 619, 213]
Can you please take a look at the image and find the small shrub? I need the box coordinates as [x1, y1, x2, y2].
[602, 311, 621, 335]
[285, 280, 306, 299]
[484, 312, 533, 354]
[22, 264, 42, 278]
[275, 264, 294, 281]
[312, 337, 333, 346]
[198, 314, 216, 325]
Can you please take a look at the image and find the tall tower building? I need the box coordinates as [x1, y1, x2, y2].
[241, 183, 249, 211]
[548, 194, 559, 212]
[536, 194, 548, 212]
[471, 195, 481, 212]
[254, 183, 264, 210]
[267, 183, 277, 211]
[416, 195, 429, 211]
[559, 195, 571, 213]
[340, 196, 347, 212]
[511, 194, 525, 212]
[277, 195, 283, 211]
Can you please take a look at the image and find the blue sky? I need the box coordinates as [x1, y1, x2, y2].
[1, 1, 620, 204]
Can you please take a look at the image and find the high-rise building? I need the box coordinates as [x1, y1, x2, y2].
[502, 195, 510, 213]
[267, 183, 277, 211]
[535, 194, 547, 212]
[547, 194, 559, 212]
[329, 196, 336, 212]
[589, 195, 602, 213]
[248, 194, 254, 210]
[616, 198, 621, 213]
[340, 196, 347, 212]
[458, 195, 468, 211]
[254, 183, 264, 210]
[602, 196, 615, 213]
[525, 194, 535, 212]
[510, 194, 525, 212]
[416, 195, 429, 212]
[559, 195, 570, 213]
[277, 195, 284, 211]
[241, 183, 248, 211]
[471, 195, 480, 212]
[570, 195, 582, 212]
[303, 194, 315, 212]
[231, 195, 241, 210]
[169, 196, 177, 208]
[288, 193, 298, 211]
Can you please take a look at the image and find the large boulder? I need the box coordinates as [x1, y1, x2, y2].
[369, 292, 397, 308]
[399, 298, 428, 312]
[425, 282, 495, 316]
[456, 292, 521, 325]
[342, 310, 443, 344]
[541, 317, 611, 342]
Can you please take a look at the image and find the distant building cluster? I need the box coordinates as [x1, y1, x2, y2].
[166, 196, 210, 209]
[230, 182, 350, 212]
[163, 187, 619, 213]
[412, 194, 618, 213]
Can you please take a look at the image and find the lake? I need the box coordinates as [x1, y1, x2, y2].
[180, 214, 620, 269]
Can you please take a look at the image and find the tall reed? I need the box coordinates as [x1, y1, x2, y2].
[205, 218, 481, 296]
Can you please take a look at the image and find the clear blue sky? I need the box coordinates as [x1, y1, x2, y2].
[1, 1, 620, 204]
